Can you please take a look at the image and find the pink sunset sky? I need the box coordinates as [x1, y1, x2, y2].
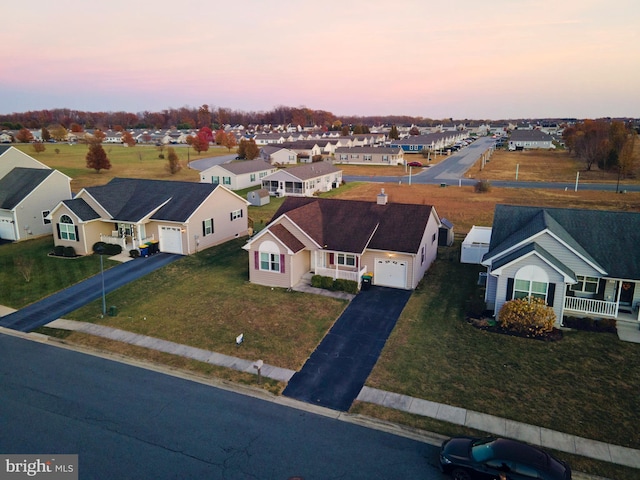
[2, 0, 639, 120]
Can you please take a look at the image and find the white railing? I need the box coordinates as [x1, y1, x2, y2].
[100, 234, 125, 249]
[564, 296, 618, 317]
[316, 265, 367, 283]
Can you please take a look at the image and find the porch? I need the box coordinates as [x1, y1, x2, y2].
[315, 265, 367, 283]
[564, 296, 640, 322]
[99, 233, 155, 252]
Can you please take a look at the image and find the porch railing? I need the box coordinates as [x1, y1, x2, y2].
[99, 234, 126, 249]
[315, 265, 367, 283]
[564, 296, 618, 317]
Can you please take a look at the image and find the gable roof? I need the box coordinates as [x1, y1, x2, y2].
[214, 158, 273, 175]
[269, 223, 306, 253]
[82, 178, 220, 223]
[271, 197, 437, 254]
[0, 167, 53, 209]
[62, 198, 103, 221]
[271, 162, 340, 181]
[486, 204, 640, 279]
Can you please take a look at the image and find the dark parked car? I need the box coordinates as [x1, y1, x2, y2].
[440, 436, 571, 480]
[407, 161, 423, 167]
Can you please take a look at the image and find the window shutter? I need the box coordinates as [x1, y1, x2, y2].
[75, 226, 79, 242]
[254, 251, 259, 269]
[356, 257, 359, 268]
[506, 278, 514, 300]
[280, 254, 285, 273]
[329, 253, 334, 264]
[202, 220, 206, 236]
[211, 218, 214, 233]
[230, 212, 233, 221]
[240, 209, 243, 218]
[56, 223, 61, 240]
[547, 283, 556, 306]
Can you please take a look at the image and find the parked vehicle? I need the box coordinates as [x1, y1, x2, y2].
[407, 161, 423, 167]
[440, 436, 571, 480]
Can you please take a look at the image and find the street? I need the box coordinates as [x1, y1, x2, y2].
[0, 332, 446, 479]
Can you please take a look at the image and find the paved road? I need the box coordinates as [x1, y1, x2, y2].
[283, 286, 412, 411]
[188, 154, 236, 171]
[0, 253, 181, 332]
[0, 331, 446, 479]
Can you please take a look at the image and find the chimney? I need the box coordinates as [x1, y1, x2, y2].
[377, 188, 388, 205]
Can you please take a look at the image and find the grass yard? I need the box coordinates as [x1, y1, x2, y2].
[14, 143, 231, 192]
[0, 236, 118, 309]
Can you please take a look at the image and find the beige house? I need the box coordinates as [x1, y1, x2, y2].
[243, 192, 441, 290]
[260, 146, 298, 165]
[334, 146, 404, 166]
[261, 162, 342, 197]
[48, 178, 249, 256]
[199, 159, 277, 190]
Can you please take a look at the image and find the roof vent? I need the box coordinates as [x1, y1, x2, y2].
[377, 188, 388, 205]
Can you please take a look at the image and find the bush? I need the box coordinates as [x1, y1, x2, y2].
[105, 243, 122, 255]
[310, 275, 358, 294]
[129, 249, 140, 258]
[474, 179, 492, 193]
[499, 297, 556, 337]
[92, 241, 107, 254]
[63, 246, 76, 257]
[564, 316, 617, 333]
[53, 245, 65, 257]
[320, 276, 334, 290]
[311, 275, 323, 288]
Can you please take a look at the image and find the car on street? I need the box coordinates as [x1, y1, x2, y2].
[440, 436, 571, 480]
[407, 161, 423, 167]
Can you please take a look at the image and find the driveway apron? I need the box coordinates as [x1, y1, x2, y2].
[0, 253, 181, 332]
[283, 286, 412, 411]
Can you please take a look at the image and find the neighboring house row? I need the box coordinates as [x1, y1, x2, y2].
[482, 204, 640, 327]
[261, 162, 342, 197]
[243, 191, 441, 290]
[0, 146, 72, 242]
[389, 132, 468, 152]
[48, 178, 249, 256]
[334, 146, 404, 166]
[199, 159, 278, 190]
[508, 130, 555, 150]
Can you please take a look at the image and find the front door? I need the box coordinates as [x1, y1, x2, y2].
[620, 282, 635, 306]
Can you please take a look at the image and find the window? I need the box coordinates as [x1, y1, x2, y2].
[260, 252, 280, 272]
[570, 275, 598, 294]
[58, 215, 76, 241]
[231, 209, 243, 220]
[364, 154, 372, 162]
[340, 154, 348, 161]
[337, 253, 356, 267]
[250, 173, 256, 182]
[432, 233, 436, 244]
[202, 218, 214, 236]
[211, 176, 219, 184]
[382, 155, 389, 163]
[223, 176, 231, 185]
[42, 210, 51, 225]
[512, 265, 549, 301]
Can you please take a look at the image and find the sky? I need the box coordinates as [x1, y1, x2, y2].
[1, 0, 639, 120]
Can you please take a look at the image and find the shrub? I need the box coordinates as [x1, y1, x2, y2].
[320, 276, 334, 290]
[53, 245, 65, 257]
[499, 297, 556, 336]
[311, 275, 323, 288]
[105, 243, 122, 255]
[474, 179, 492, 193]
[333, 278, 358, 294]
[129, 249, 140, 258]
[564, 316, 617, 333]
[63, 246, 76, 257]
[92, 241, 107, 254]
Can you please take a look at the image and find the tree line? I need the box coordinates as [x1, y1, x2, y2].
[562, 119, 636, 177]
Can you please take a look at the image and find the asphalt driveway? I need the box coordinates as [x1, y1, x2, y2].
[283, 286, 412, 411]
[0, 253, 181, 332]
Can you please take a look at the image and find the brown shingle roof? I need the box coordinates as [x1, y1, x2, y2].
[271, 197, 436, 254]
[269, 224, 305, 253]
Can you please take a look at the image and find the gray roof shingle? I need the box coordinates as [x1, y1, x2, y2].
[0, 167, 53, 209]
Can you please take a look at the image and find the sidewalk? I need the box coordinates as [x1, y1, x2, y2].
[33, 317, 639, 473]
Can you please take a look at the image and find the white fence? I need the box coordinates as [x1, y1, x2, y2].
[564, 296, 618, 317]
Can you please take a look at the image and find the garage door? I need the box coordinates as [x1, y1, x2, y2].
[0, 215, 16, 241]
[374, 258, 408, 289]
[159, 226, 183, 254]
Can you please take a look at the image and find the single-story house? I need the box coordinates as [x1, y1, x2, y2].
[261, 162, 342, 197]
[48, 178, 249, 256]
[278, 141, 323, 162]
[199, 159, 277, 190]
[461, 225, 492, 264]
[243, 192, 441, 290]
[334, 146, 404, 166]
[247, 188, 270, 207]
[0, 167, 72, 241]
[260, 146, 298, 165]
[508, 130, 555, 150]
[389, 132, 466, 153]
[482, 205, 640, 327]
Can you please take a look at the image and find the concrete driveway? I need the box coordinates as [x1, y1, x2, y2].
[283, 286, 412, 411]
[0, 253, 181, 332]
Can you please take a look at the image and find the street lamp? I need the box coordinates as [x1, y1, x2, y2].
[96, 245, 106, 317]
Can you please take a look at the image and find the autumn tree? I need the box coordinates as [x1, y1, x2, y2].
[573, 120, 609, 171]
[70, 123, 84, 132]
[16, 128, 33, 143]
[190, 134, 209, 154]
[214, 129, 226, 145]
[32, 142, 46, 154]
[223, 132, 237, 152]
[86, 140, 111, 173]
[41, 127, 51, 142]
[601, 121, 629, 171]
[618, 130, 637, 180]
[92, 129, 106, 143]
[49, 124, 67, 141]
[237, 138, 260, 159]
[341, 125, 350, 136]
[353, 125, 363, 135]
[121, 131, 136, 147]
[409, 126, 420, 135]
[197, 104, 212, 128]
[166, 147, 181, 174]
[198, 126, 213, 144]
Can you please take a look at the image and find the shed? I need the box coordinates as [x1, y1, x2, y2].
[438, 218, 454, 246]
[247, 188, 270, 206]
[460, 226, 492, 264]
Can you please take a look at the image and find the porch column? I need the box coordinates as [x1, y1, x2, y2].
[615, 280, 622, 317]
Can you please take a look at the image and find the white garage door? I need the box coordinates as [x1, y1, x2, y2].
[159, 226, 183, 254]
[374, 258, 408, 289]
[0, 215, 16, 241]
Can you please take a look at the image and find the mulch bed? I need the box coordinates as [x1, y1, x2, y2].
[466, 316, 564, 342]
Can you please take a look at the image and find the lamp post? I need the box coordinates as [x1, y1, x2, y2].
[96, 245, 106, 317]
